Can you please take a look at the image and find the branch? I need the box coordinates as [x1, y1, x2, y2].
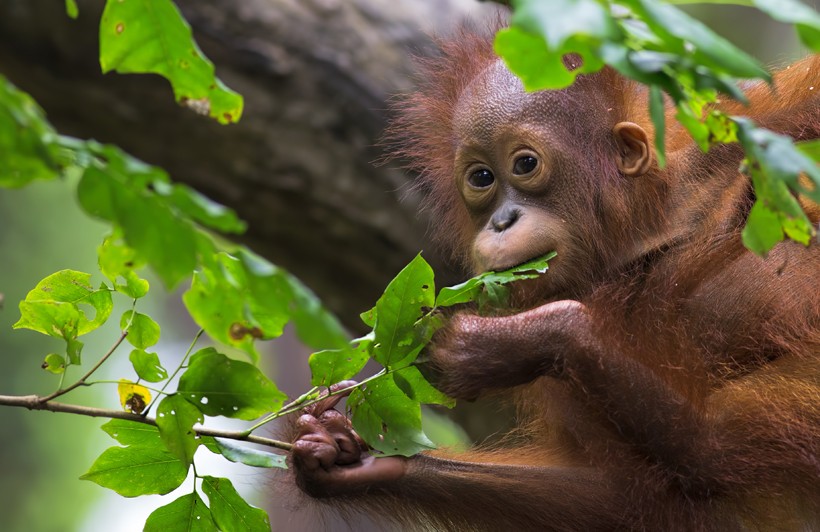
[0, 394, 293, 451]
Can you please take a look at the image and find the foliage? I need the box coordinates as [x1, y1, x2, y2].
[0, 66, 553, 527]
[496, 0, 820, 255]
[0, 91, 553, 521]
[1, 0, 819, 530]
[99, 0, 243, 124]
[308, 253, 554, 456]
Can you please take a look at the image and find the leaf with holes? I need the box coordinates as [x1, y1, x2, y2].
[14, 270, 113, 339]
[156, 394, 203, 466]
[349, 374, 436, 457]
[118, 379, 152, 414]
[129, 349, 168, 382]
[435, 252, 555, 308]
[178, 348, 285, 420]
[495, 0, 616, 90]
[371, 254, 435, 369]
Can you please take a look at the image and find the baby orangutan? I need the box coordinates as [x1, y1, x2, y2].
[290, 28, 820, 531]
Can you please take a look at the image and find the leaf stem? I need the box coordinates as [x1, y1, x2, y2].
[244, 386, 319, 434]
[0, 393, 293, 451]
[245, 369, 388, 434]
[85, 380, 165, 394]
[146, 328, 203, 412]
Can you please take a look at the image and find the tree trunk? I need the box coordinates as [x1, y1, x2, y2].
[0, 0, 496, 326]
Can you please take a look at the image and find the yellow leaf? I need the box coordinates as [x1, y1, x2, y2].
[118, 379, 151, 414]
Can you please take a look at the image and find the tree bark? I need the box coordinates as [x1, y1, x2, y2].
[0, 0, 496, 326]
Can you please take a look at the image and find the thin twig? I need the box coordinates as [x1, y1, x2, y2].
[246, 369, 387, 433]
[146, 328, 204, 412]
[0, 394, 293, 451]
[39, 330, 129, 403]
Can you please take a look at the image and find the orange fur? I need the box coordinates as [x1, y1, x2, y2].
[291, 26, 820, 531]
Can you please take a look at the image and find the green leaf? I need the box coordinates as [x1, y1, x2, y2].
[737, 120, 820, 199]
[214, 438, 287, 469]
[797, 139, 820, 161]
[705, 111, 738, 144]
[129, 348, 168, 382]
[511, 0, 620, 50]
[99, 0, 243, 124]
[77, 160, 198, 289]
[694, 70, 749, 104]
[80, 445, 188, 497]
[495, 0, 616, 91]
[0, 76, 64, 188]
[185, 249, 348, 360]
[98, 234, 150, 299]
[479, 280, 511, 309]
[597, 44, 684, 101]
[349, 374, 436, 457]
[120, 311, 161, 349]
[494, 27, 578, 90]
[65, 0, 79, 19]
[360, 306, 377, 328]
[42, 353, 66, 374]
[184, 252, 279, 359]
[201, 477, 270, 532]
[14, 270, 113, 339]
[16, 301, 80, 341]
[178, 348, 286, 420]
[241, 248, 350, 350]
[154, 181, 246, 234]
[66, 337, 84, 365]
[183, 254, 264, 360]
[676, 103, 711, 152]
[101, 419, 162, 446]
[144, 492, 217, 532]
[392, 366, 454, 408]
[156, 395, 203, 466]
[421, 408, 471, 451]
[371, 254, 435, 369]
[735, 119, 818, 253]
[200, 436, 222, 455]
[309, 333, 372, 387]
[435, 252, 556, 308]
[434, 277, 484, 308]
[626, 0, 769, 80]
[742, 201, 785, 255]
